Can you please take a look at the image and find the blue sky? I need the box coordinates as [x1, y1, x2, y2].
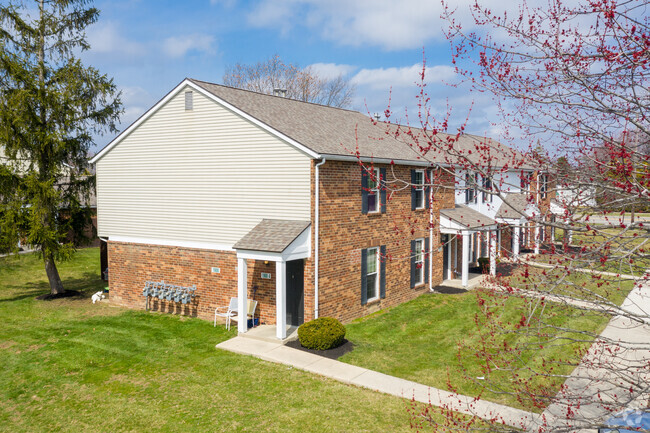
[80, 0, 510, 151]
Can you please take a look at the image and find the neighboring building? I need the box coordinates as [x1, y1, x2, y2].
[90, 78, 552, 338]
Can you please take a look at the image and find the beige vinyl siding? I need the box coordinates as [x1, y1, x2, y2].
[95, 86, 312, 247]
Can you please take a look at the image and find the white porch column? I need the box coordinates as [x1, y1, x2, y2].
[275, 260, 287, 340]
[462, 232, 470, 287]
[237, 258, 248, 334]
[534, 223, 540, 254]
[447, 236, 453, 280]
[490, 230, 497, 276]
[513, 226, 520, 258]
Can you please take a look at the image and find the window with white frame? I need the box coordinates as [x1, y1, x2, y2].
[413, 238, 424, 286]
[538, 173, 548, 200]
[414, 170, 425, 209]
[482, 176, 493, 203]
[520, 172, 532, 190]
[365, 247, 379, 301]
[465, 172, 477, 204]
[366, 168, 380, 213]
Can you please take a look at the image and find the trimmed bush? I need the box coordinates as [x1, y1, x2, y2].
[477, 257, 490, 274]
[298, 317, 346, 350]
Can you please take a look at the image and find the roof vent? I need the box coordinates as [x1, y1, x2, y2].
[273, 88, 287, 98]
[373, 113, 381, 121]
[185, 91, 193, 111]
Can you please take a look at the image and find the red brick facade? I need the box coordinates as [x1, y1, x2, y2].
[314, 160, 455, 323]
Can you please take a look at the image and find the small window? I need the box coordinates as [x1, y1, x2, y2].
[413, 238, 424, 286]
[539, 174, 548, 200]
[414, 170, 425, 209]
[482, 176, 493, 203]
[520, 172, 532, 190]
[366, 168, 380, 213]
[465, 172, 477, 204]
[185, 91, 193, 111]
[365, 247, 379, 301]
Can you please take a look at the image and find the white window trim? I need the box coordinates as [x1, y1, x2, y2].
[414, 238, 424, 286]
[366, 246, 380, 302]
[482, 176, 493, 203]
[415, 169, 425, 209]
[367, 168, 381, 213]
[538, 173, 548, 200]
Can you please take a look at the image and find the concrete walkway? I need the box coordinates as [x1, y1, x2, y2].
[217, 336, 538, 429]
[532, 277, 650, 432]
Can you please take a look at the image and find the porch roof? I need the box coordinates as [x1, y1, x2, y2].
[440, 205, 497, 230]
[494, 193, 537, 219]
[233, 219, 311, 253]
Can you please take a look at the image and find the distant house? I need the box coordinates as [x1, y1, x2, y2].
[90, 79, 553, 338]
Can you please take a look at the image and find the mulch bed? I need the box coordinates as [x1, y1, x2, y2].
[36, 290, 83, 301]
[285, 338, 355, 360]
[430, 286, 468, 295]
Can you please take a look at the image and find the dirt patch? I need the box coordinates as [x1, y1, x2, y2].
[36, 290, 82, 301]
[285, 338, 355, 360]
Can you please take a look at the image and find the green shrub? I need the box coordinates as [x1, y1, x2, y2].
[298, 317, 346, 350]
[477, 257, 490, 273]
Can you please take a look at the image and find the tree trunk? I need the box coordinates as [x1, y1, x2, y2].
[44, 254, 65, 294]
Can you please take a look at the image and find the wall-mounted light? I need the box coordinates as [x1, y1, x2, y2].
[264, 260, 269, 265]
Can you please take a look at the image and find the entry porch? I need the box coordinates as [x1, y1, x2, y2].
[232, 219, 311, 340]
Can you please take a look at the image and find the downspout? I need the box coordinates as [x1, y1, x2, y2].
[314, 158, 326, 319]
[429, 173, 434, 292]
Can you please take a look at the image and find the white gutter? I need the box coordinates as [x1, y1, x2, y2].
[320, 153, 450, 168]
[314, 158, 327, 319]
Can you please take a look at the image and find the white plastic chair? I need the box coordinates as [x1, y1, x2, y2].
[214, 297, 238, 329]
[230, 300, 258, 331]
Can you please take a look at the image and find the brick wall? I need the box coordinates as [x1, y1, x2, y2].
[107, 241, 303, 324]
[315, 160, 455, 323]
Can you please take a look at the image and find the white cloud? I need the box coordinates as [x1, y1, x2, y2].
[247, 0, 553, 50]
[86, 22, 144, 56]
[306, 63, 357, 80]
[117, 86, 155, 128]
[162, 34, 216, 58]
[351, 64, 456, 90]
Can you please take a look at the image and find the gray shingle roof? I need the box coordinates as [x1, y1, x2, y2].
[495, 193, 532, 219]
[441, 205, 497, 229]
[189, 79, 530, 168]
[233, 219, 311, 252]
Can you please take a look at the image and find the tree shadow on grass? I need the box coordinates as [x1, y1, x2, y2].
[0, 272, 104, 303]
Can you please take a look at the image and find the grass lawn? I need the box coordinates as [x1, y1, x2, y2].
[339, 290, 610, 412]
[0, 249, 417, 432]
[497, 261, 637, 305]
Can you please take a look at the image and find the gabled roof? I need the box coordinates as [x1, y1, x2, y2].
[495, 193, 538, 219]
[440, 205, 497, 229]
[233, 219, 310, 253]
[92, 78, 531, 169]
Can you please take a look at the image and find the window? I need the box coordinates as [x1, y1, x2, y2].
[482, 176, 493, 203]
[465, 172, 477, 204]
[365, 247, 379, 301]
[413, 238, 424, 286]
[362, 167, 386, 214]
[520, 172, 532, 190]
[410, 237, 429, 288]
[414, 170, 425, 209]
[539, 173, 548, 200]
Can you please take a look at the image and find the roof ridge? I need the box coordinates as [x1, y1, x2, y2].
[187, 78, 365, 115]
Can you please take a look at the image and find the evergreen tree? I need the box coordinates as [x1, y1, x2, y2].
[0, 0, 121, 294]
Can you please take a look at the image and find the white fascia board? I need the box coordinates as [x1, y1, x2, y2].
[90, 79, 321, 164]
[107, 235, 234, 252]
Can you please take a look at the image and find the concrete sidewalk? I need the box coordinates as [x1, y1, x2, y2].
[217, 336, 538, 429]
